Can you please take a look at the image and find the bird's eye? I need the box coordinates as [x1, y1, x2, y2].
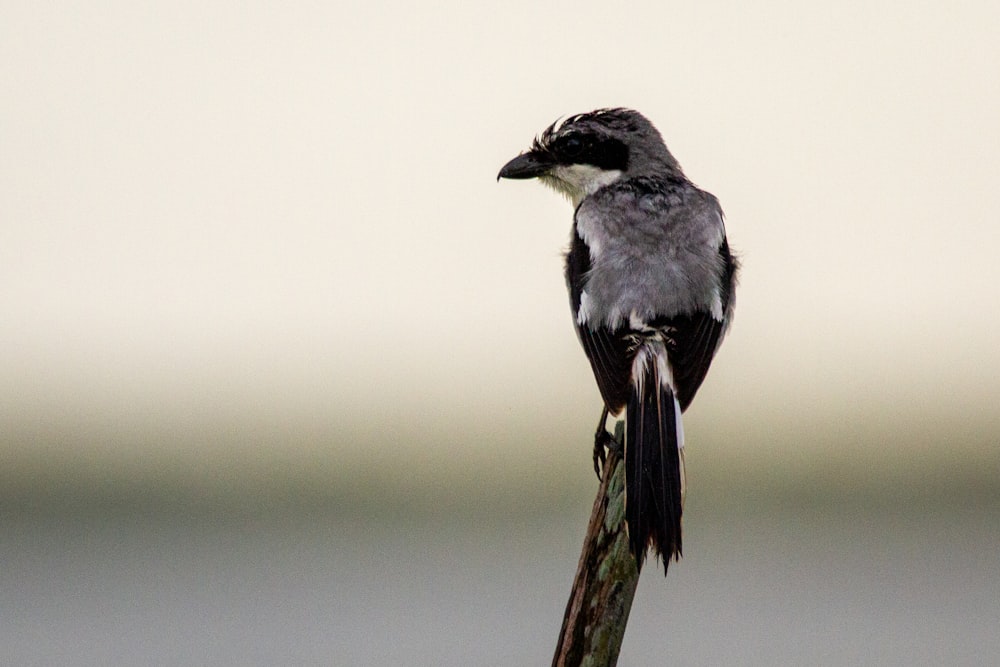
[562, 136, 584, 157]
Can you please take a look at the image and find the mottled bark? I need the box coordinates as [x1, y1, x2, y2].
[552, 424, 639, 667]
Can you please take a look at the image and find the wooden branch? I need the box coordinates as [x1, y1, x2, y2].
[552, 424, 640, 667]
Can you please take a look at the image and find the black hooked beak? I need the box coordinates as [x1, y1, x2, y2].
[497, 150, 554, 181]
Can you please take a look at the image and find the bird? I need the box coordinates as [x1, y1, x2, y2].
[497, 108, 737, 574]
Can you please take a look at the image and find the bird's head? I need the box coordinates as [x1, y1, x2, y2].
[497, 108, 682, 206]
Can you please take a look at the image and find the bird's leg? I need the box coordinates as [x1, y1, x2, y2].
[592, 406, 620, 478]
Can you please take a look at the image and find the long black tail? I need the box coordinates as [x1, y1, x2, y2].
[625, 360, 684, 574]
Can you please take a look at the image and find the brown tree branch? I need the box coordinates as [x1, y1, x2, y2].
[552, 424, 640, 667]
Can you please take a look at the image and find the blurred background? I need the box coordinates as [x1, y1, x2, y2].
[2, 1, 999, 664]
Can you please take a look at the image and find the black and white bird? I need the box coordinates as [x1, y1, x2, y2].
[498, 108, 737, 573]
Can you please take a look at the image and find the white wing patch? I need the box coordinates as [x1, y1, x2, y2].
[673, 393, 685, 451]
[576, 290, 594, 325]
[709, 285, 725, 321]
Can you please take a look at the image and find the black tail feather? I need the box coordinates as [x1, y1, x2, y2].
[625, 362, 683, 574]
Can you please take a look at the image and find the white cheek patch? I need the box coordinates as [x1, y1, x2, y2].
[548, 165, 623, 207]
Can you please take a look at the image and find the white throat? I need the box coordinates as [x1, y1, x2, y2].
[540, 164, 623, 207]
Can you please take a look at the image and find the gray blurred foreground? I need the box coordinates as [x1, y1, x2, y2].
[3, 478, 998, 666]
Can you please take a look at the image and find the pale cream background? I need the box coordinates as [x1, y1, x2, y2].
[3, 1, 998, 497]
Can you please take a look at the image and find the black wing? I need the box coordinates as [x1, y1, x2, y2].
[577, 325, 635, 413]
[653, 311, 723, 411]
[566, 225, 637, 413]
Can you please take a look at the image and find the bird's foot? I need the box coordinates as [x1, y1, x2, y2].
[592, 427, 622, 479]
